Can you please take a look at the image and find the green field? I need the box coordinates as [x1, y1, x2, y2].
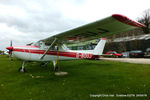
[0, 55, 150, 100]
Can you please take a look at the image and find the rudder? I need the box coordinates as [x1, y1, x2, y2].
[93, 38, 106, 55]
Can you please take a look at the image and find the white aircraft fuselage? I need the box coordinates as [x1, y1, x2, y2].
[10, 46, 97, 61]
[6, 38, 106, 62]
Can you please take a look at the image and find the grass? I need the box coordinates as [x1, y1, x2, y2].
[0, 55, 150, 100]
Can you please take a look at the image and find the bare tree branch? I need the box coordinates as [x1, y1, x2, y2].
[137, 9, 150, 34]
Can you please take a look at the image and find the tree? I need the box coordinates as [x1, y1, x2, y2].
[137, 9, 150, 34]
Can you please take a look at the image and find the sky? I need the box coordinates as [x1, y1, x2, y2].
[0, 0, 150, 50]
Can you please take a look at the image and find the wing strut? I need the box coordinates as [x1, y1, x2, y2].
[40, 38, 57, 60]
[54, 43, 60, 71]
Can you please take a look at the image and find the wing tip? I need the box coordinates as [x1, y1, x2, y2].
[112, 14, 146, 28]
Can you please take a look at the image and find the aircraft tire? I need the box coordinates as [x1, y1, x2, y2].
[18, 67, 26, 72]
[40, 62, 47, 67]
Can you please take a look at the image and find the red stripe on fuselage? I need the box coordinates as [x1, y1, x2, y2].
[13, 48, 97, 59]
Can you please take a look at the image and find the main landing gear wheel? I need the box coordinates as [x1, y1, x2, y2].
[53, 64, 68, 76]
[40, 62, 48, 67]
[54, 66, 59, 72]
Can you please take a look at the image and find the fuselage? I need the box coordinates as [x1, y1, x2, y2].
[8, 45, 98, 61]
[6, 38, 107, 61]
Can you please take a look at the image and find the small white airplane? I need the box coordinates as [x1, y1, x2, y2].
[6, 14, 145, 73]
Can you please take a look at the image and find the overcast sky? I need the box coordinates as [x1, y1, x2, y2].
[0, 0, 150, 50]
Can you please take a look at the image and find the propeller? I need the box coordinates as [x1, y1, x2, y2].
[6, 40, 13, 61]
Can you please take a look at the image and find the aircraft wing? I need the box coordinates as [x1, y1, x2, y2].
[41, 14, 145, 45]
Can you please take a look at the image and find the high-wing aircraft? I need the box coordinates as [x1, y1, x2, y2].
[6, 14, 145, 73]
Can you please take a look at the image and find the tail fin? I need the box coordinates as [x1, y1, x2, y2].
[93, 38, 106, 55]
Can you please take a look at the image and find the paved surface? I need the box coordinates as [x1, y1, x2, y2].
[100, 58, 150, 64]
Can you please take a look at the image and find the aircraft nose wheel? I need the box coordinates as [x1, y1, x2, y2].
[18, 61, 27, 72]
[18, 67, 26, 72]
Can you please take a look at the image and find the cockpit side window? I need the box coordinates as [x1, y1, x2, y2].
[33, 42, 40, 47]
